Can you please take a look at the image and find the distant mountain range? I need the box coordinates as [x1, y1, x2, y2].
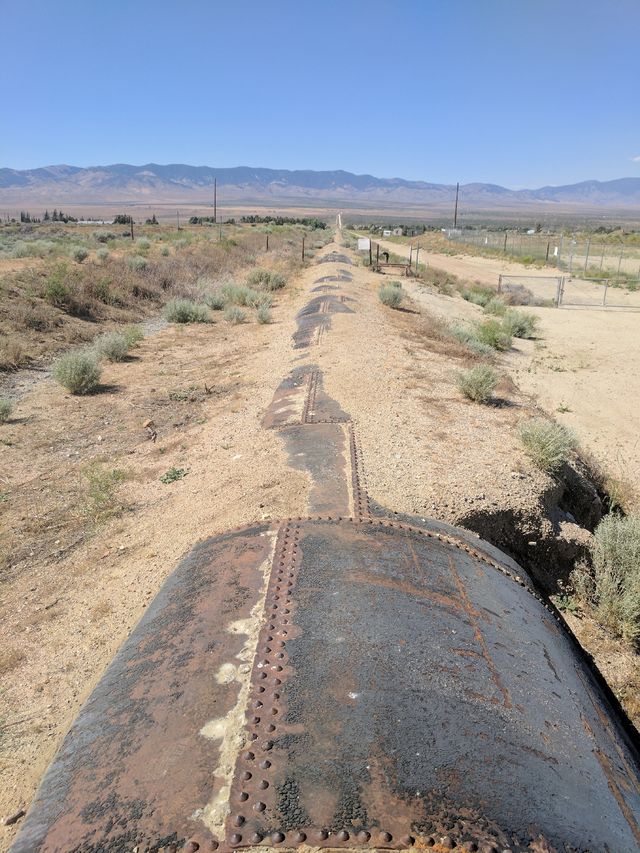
[1, 163, 640, 212]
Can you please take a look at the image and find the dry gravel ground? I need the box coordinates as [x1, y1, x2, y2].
[0, 234, 638, 847]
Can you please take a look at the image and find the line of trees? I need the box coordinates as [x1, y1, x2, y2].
[240, 215, 327, 229]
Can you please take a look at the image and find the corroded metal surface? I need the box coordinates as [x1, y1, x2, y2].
[14, 517, 640, 852]
[10, 525, 275, 853]
[225, 518, 640, 853]
[293, 294, 354, 350]
[317, 253, 352, 265]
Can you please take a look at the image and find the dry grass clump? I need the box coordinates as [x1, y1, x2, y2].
[518, 417, 578, 473]
[121, 325, 144, 348]
[476, 318, 512, 351]
[483, 296, 508, 316]
[224, 305, 247, 324]
[52, 351, 102, 394]
[0, 337, 26, 371]
[83, 463, 126, 522]
[502, 308, 538, 339]
[71, 246, 89, 263]
[457, 365, 498, 403]
[256, 305, 272, 324]
[462, 285, 494, 306]
[379, 282, 403, 308]
[92, 331, 130, 362]
[246, 268, 287, 291]
[204, 291, 227, 310]
[127, 255, 148, 271]
[0, 397, 13, 423]
[572, 514, 640, 645]
[164, 299, 210, 323]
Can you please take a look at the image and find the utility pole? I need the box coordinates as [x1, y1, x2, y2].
[130, 216, 134, 241]
[302, 236, 305, 262]
[176, 210, 180, 231]
[213, 178, 217, 224]
[453, 182, 460, 228]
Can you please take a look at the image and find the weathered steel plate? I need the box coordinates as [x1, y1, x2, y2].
[10, 525, 276, 853]
[293, 295, 354, 350]
[11, 518, 640, 853]
[225, 518, 640, 853]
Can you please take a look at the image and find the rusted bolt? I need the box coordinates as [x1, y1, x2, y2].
[441, 838, 456, 849]
[337, 830, 350, 841]
[401, 836, 415, 846]
[241, 771, 252, 781]
[183, 843, 200, 853]
[259, 779, 269, 789]
[271, 832, 285, 844]
[242, 751, 255, 760]
[357, 831, 371, 843]
[229, 833, 242, 845]
[250, 834, 263, 844]
[294, 831, 307, 843]
[316, 830, 329, 840]
[233, 815, 245, 827]
[380, 831, 393, 843]
[254, 802, 266, 812]
[239, 792, 249, 802]
[259, 759, 272, 769]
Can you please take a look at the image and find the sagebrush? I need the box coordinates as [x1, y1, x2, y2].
[518, 418, 577, 472]
[457, 365, 498, 403]
[53, 351, 102, 394]
[571, 514, 640, 645]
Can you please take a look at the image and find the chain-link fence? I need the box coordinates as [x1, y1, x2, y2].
[445, 228, 640, 278]
[498, 274, 640, 309]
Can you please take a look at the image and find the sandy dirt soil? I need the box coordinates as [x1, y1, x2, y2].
[376, 237, 640, 500]
[1, 234, 638, 847]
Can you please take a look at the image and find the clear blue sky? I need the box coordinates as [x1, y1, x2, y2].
[2, 0, 639, 188]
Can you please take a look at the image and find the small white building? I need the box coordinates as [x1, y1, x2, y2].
[392, 228, 403, 236]
[382, 229, 392, 237]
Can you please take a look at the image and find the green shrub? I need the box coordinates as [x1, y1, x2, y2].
[0, 398, 13, 423]
[127, 255, 148, 271]
[160, 467, 189, 484]
[222, 282, 251, 305]
[161, 246, 170, 257]
[476, 319, 512, 351]
[462, 286, 494, 307]
[224, 305, 247, 324]
[246, 268, 270, 286]
[571, 514, 640, 645]
[502, 309, 538, 339]
[379, 283, 403, 308]
[93, 331, 130, 362]
[518, 418, 578, 473]
[204, 291, 227, 310]
[96, 247, 109, 261]
[256, 305, 272, 324]
[164, 299, 210, 323]
[121, 325, 144, 347]
[136, 237, 151, 250]
[42, 266, 71, 305]
[246, 269, 286, 291]
[457, 365, 498, 403]
[52, 351, 102, 394]
[246, 289, 272, 309]
[71, 247, 88, 263]
[83, 464, 125, 522]
[483, 297, 507, 316]
[266, 272, 286, 291]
